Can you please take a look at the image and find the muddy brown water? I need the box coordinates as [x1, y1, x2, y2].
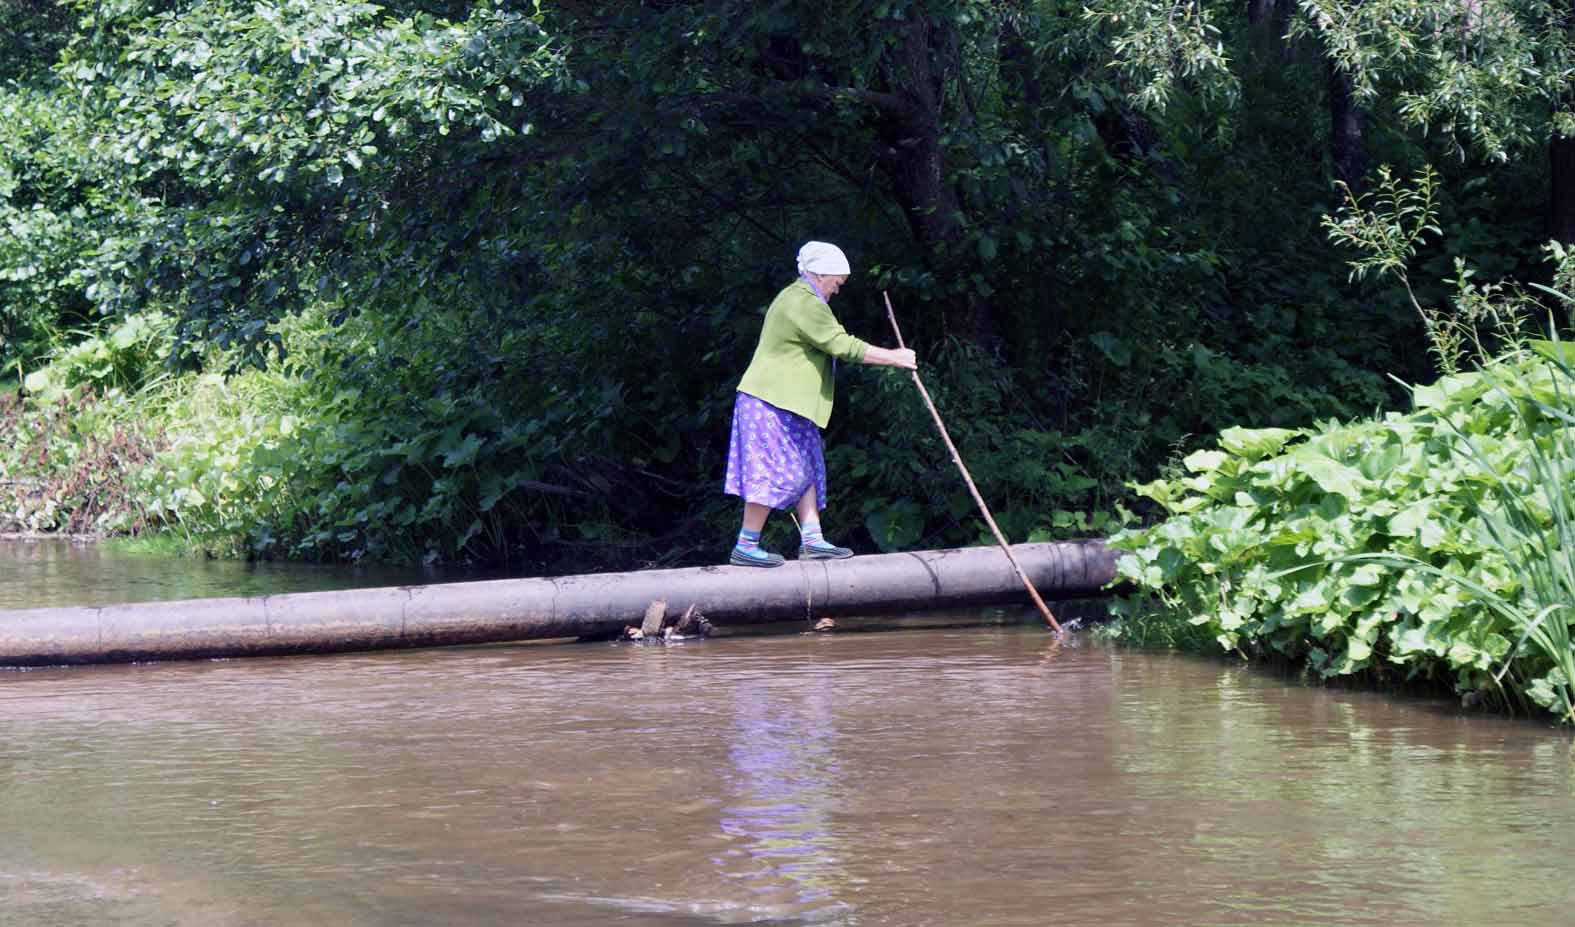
[3, 542, 1574, 925]
[0, 538, 483, 610]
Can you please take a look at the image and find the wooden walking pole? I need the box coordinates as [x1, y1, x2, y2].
[882, 291, 1063, 634]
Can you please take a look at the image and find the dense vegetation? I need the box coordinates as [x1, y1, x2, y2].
[2, 0, 1572, 613]
[1107, 334, 1575, 721]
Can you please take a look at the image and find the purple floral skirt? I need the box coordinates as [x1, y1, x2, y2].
[723, 392, 827, 511]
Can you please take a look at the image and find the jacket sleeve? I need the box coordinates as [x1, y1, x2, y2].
[785, 292, 869, 363]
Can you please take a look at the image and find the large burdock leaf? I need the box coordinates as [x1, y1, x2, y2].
[1288, 582, 1331, 614]
[1294, 453, 1366, 500]
[1530, 339, 1575, 366]
[1387, 499, 1437, 538]
[1218, 426, 1299, 460]
[440, 433, 484, 469]
[1341, 583, 1382, 609]
[1107, 352, 1575, 721]
[1184, 449, 1228, 472]
[1358, 439, 1404, 481]
[1411, 370, 1490, 410]
[1448, 639, 1493, 671]
[1394, 623, 1447, 657]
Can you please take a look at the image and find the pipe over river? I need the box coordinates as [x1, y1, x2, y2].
[0, 540, 1119, 666]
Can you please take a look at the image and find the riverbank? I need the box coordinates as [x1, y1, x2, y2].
[1, 530, 100, 543]
[1103, 349, 1575, 725]
[1, 300, 1137, 574]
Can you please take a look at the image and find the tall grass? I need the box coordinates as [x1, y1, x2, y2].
[1331, 336, 1575, 721]
[1106, 325, 1575, 722]
[1437, 336, 1575, 720]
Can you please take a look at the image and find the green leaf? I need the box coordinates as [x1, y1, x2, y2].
[1218, 426, 1297, 460]
[1358, 441, 1403, 481]
[1183, 449, 1227, 473]
[1295, 455, 1364, 500]
[865, 501, 924, 552]
[440, 433, 484, 469]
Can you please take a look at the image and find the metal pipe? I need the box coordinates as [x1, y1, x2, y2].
[0, 540, 1119, 666]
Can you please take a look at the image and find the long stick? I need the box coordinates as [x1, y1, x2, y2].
[882, 291, 1062, 634]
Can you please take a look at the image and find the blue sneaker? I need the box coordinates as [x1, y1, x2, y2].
[798, 540, 854, 560]
[730, 545, 785, 567]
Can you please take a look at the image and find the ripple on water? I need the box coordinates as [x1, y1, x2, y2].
[2, 627, 1573, 926]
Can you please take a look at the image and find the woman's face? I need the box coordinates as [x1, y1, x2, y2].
[817, 273, 848, 299]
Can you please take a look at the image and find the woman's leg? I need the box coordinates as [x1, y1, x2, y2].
[731, 501, 785, 567]
[794, 486, 852, 560]
[793, 486, 818, 526]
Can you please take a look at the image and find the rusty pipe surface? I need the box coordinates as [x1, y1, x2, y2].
[0, 540, 1120, 666]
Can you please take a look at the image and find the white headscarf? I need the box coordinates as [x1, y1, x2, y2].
[796, 241, 851, 277]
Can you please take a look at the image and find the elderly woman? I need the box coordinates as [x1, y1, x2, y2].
[724, 241, 918, 567]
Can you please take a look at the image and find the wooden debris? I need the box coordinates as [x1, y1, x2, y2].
[671, 604, 713, 637]
[640, 599, 667, 636]
[621, 602, 712, 644]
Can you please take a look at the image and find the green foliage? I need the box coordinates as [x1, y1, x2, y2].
[0, 1, 74, 85]
[1292, 0, 1575, 160]
[1325, 165, 1443, 312]
[123, 303, 603, 564]
[1107, 344, 1575, 720]
[0, 84, 132, 373]
[0, 307, 172, 535]
[1385, 337, 1575, 720]
[1082, 0, 1240, 110]
[1095, 0, 1575, 160]
[828, 337, 1124, 552]
[1327, 164, 1570, 374]
[0, 385, 162, 535]
[1, 0, 1570, 581]
[35, 0, 566, 366]
[22, 312, 173, 401]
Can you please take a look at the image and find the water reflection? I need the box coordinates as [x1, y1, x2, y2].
[0, 538, 494, 609]
[1101, 653, 1575, 925]
[716, 680, 851, 920]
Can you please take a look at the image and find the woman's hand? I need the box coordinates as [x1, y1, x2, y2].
[862, 346, 918, 370]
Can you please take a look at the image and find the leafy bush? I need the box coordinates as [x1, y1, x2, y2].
[125, 304, 572, 564]
[22, 312, 172, 401]
[1, 311, 173, 535]
[1107, 345, 1575, 720]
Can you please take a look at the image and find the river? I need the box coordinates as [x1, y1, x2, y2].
[0, 537, 480, 610]
[2, 540, 1572, 925]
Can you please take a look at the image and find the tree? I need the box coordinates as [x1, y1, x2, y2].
[38, 0, 562, 364]
[1088, 0, 1575, 230]
[6, 0, 1486, 565]
[521, 1, 1053, 344]
[0, 0, 74, 84]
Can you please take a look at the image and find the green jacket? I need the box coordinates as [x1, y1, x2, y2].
[736, 280, 869, 428]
